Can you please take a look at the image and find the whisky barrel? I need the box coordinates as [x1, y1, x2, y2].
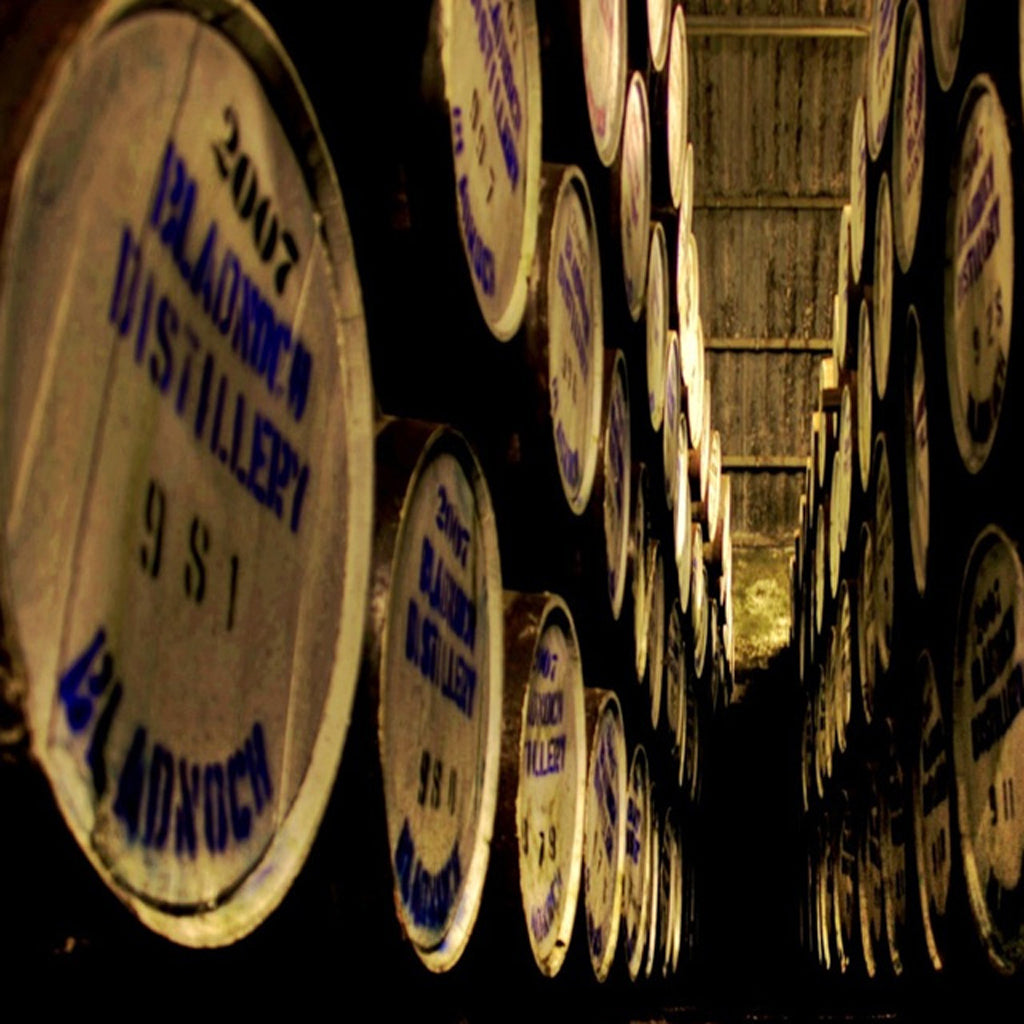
[647, 0, 671, 73]
[834, 210, 851, 367]
[902, 305, 930, 596]
[944, 74, 1015, 475]
[622, 743, 652, 980]
[867, 0, 898, 162]
[648, 542, 666, 730]
[873, 434, 896, 677]
[615, 71, 652, 321]
[646, 220, 669, 431]
[952, 525, 1024, 974]
[663, 328, 682, 511]
[677, 226, 699, 337]
[873, 171, 895, 401]
[435, 0, 542, 341]
[582, 687, 628, 982]
[658, 805, 682, 978]
[857, 521, 879, 726]
[581, 0, 628, 168]
[644, 792, 661, 979]
[665, 598, 685, 764]
[880, 720, 910, 977]
[632, 464, 651, 683]
[372, 421, 504, 972]
[850, 94, 868, 285]
[929, 0, 966, 93]
[602, 350, 633, 622]
[674, 414, 694, 615]
[503, 592, 588, 978]
[523, 162, 606, 516]
[892, 0, 927, 276]
[857, 298, 874, 493]
[858, 763, 886, 979]
[911, 649, 952, 973]
[834, 581, 856, 756]
[666, 5, 689, 211]
[0, 0, 374, 947]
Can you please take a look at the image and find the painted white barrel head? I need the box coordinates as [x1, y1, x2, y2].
[687, 351, 706, 454]
[835, 582, 854, 754]
[622, 743, 651, 979]
[582, 0, 627, 167]
[698, 384, 712, 504]
[838, 803, 859, 974]
[545, 165, 605, 515]
[633, 464, 650, 683]
[674, 421, 693, 614]
[953, 526, 1024, 974]
[516, 596, 587, 978]
[913, 649, 952, 972]
[932, 0, 966, 93]
[836, 209, 851, 360]
[668, 810, 683, 973]
[678, 227, 699, 337]
[691, 524, 706, 658]
[706, 430, 722, 544]
[867, 0, 898, 160]
[829, 455, 842, 601]
[694, 562, 710, 682]
[858, 521, 878, 725]
[604, 351, 632, 621]
[850, 95, 868, 284]
[657, 806, 676, 977]
[945, 76, 1014, 475]
[815, 502, 828, 638]
[873, 434, 895, 674]
[644, 801, 660, 978]
[874, 171, 894, 401]
[881, 724, 909, 975]
[647, 542, 666, 730]
[667, 8, 689, 210]
[620, 71, 651, 321]
[665, 599, 685, 755]
[583, 689, 628, 982]
[904, 307, 930, 596]
[836, 382, 855, 554]
[382, 429, 503, 970]
[646, 220, 669, 432]
[443, 0, 541, 340]
[858, 775, 885, 979]
[648, 0, 671, 72]
[663, 329, 682, 511]
[893, 0, 926, 274]
[0, 0, 374, 947]
[801, 698, 816, 814]
[682, 313, 704, 408]
[857, 298, 874, 492]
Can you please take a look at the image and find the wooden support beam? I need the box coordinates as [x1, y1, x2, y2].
[686, 15, 870, 39]
[705, 337, 832, 353]
[694, 194, 847, 210]
[723, 455, 809, 472]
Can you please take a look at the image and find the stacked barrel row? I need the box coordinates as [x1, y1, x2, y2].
[792, 0, 1024, 981]
[0, 0, 733, 991]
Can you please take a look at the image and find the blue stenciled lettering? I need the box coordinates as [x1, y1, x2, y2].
[405, 597, 478, 719]
[110, 224, 312, 535]
[112, 718, 272, 855]
[457, 175, 496, 295]
[526, 688, 563, 725]
[149, 138, 312, 424]
[393, 819, 462, 930]
[524, 734, 567, 777]
[529, 868, 563, 943]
